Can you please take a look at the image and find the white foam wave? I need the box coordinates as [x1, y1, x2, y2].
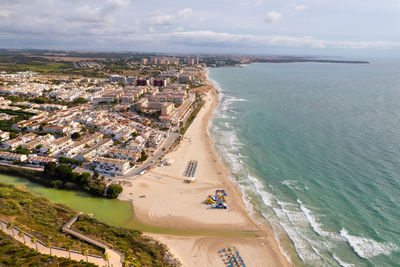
[297, 200, 336, 239]
[333, 254, 355, 267]
[340, 229, 398, 258]
[247, 174, 274, 207]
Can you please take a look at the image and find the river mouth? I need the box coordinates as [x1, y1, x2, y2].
[0, 173, 254, 238]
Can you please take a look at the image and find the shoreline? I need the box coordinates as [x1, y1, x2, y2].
[118, 72, 291, 266]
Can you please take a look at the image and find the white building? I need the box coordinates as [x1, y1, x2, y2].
[92, 157, 130, 175]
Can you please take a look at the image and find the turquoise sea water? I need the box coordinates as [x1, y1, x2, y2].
[207, 61, 400, 266]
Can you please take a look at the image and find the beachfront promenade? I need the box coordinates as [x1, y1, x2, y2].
[0, 215, 123, 267]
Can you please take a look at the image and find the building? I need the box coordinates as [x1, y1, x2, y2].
[109, 75, 126, 83]
[92, 157, 130, 175]
[136, 79, 150, 86]
[108, 148, 140, 161]
[0, 151, 27, 162]
[0, 131, 10, 140]
[42, 125, 70, 135]
[27, 155, 56, 166]
[141, 58, 148, 64]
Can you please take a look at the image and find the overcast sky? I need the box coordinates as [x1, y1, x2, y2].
[1, 0, 400, 56]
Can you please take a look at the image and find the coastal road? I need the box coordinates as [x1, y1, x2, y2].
[121, 132, 181, 178]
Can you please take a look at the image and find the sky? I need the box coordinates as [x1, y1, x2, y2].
[1, 0, 400, 56]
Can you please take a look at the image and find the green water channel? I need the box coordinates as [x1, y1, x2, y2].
[0, 173, 253, 238]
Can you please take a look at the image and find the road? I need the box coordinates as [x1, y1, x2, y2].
[121, 131, 181, 178]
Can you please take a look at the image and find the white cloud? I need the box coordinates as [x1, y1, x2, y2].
[264, 11, 282, 24]
[71, 0, 130, 24]
[294, 5, 306, 11]
[178, 8, 192, 19]
[147, 8, 192, 27]
[240, 0, 263, 7]
[0, 10, 10, 19]
[254, 0, 263, 7]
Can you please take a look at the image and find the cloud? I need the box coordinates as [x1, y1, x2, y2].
[294, 5, 306, 11]
[148, 30, 400, 50]
[147, 8, 192, 27]
[178, 8, 192, 19]
[264, 11, 282, 24]
[0, 10, 10, 19]
[71, 0, 130, 24]
[240, 0, 263, 7]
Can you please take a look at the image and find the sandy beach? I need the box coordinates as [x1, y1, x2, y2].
[118, 79, 291, 266]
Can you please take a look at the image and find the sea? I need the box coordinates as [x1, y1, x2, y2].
[207, 60, 400, 266]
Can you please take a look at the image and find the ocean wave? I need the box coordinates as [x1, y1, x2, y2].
[297, 200, 341, 241]
[281, 179, 302, 191]
[247, 174, 274, 207]
[339, 229, 398, 259]
[333, 254, 355, 267]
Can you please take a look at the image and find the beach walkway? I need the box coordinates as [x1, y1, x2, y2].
[0, 219, 108, 266]
[62, 213, 124, 267]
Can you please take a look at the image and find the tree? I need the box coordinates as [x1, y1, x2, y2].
[92, 170, 99, 180]
[74, 97, 88, 104]
[71, 132, 81, 140]
[31, 236, 38, 250]
[9, 132, 19, 140]
[50, 180, 63, 188]
[66, 243, 71, 258]
[18, 230, 26, 244]
[55, 164, 73, 181]
[7, 222, 14, 237]
[104, 251, 109, 266]
[83, 248, 89, 262]
[106, 184, 123, 199]
[44, 162, 57, 177]
[79, 172, 91, 184]
[64, 182, 75, 189]
[139, 151, 148, 162]
[45, 240, 52, 255]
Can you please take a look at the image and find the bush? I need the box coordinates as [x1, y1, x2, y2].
[58, 157, 83, 166]
[71, 132, 81, 140]
[106, 184, 123, 199]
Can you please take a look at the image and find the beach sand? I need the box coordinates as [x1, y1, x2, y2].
[118, 81, 291, 266]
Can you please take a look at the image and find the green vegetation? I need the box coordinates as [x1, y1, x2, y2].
[0, 163, 119, 199]
[0, 183, 100, 255]
[139, 151, 148, 162]
[180, 98, 205, 134]
[58, 156, 83, 166]
[106, 184, 123, 199]
[0, 231, 95, 266]
[14, 146, 30, 155]
[0, 108, 35, 132]
[44, 162, 111, 197]
[0, 183, 175, 266]
[73, 215, 174, 267]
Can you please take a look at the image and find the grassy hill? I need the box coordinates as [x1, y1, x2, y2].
[0, 183, 178, 266]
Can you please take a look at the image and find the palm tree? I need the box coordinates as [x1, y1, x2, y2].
[103, 251, 109, 266]
[45, 240, 52, 255]
[82, 248, 89, 262]
[31, 236, 38, 250]
[18, 230, 26, 244]
[7, 223, 14, 237]
[66, 243, 71, 258]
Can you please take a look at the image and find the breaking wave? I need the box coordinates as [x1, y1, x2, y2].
[339, 229, 398, 259]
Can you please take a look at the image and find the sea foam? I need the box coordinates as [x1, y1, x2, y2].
[340, 229, 398, 259]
